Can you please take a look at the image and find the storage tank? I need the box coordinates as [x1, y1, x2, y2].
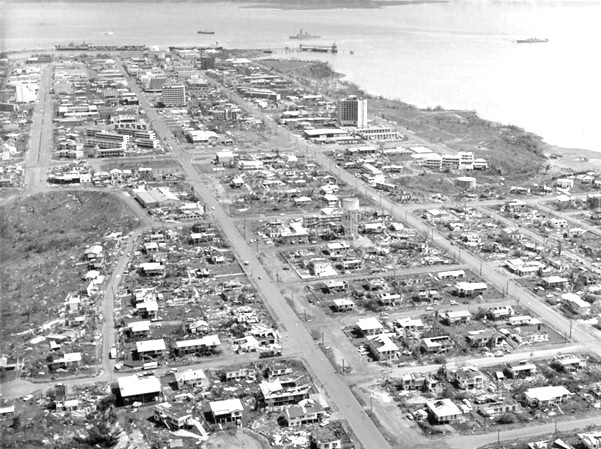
[342, 197, 360, 211]
[342, 197, 359, 238]
[456, 176, 477, 190]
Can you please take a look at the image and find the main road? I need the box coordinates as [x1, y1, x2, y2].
[209, 74, 601, 446]
[123, 68, 394, 449]
[23, 63, 54, 195]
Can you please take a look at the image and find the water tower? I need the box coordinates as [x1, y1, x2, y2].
[342, 197, 360, 238]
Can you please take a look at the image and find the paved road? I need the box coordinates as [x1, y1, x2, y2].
[124, 67, 394, 449]
[23, 63, 54, 195]
[200, 73, 601, 447]
[446, 415, 601, 449]
[282, 263, 468, 287]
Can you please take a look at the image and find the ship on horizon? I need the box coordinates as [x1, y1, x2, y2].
[197, 30, 215, 35]
[55, 42, 90, 51]
[516, 37, 549, 44]
[290, 28, 320, 40]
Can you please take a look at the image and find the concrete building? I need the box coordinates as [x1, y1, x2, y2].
[118, 375, 161, 405]
[356, 317, 384, 337]
[524, 386, 572, 407]
[337, 96, 367, 128]
[285, 399, 326, 426]
[209, 398, 244, 423]
[426, 399, 462, 424]
[331, 298, 355, 312]
[161, 84, 186, 107]
[136, 339, 167, 359]
[367, 334, 399, 361]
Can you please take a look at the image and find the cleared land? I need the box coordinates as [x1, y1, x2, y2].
[0, 191, 140, 350]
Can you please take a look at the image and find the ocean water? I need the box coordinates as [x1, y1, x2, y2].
[3, 0, 601, 152]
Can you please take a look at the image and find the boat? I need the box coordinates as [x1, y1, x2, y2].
[55, 42, 90, 51]
[290, 28, 320, 40]
[516, 37, 549, 44]
[197, 30, 215, 35]
[104, 31, 114, 36]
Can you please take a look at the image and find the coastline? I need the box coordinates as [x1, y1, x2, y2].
[260, 58, 601, 178]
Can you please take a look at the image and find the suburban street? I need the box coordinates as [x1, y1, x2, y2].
[4, 56, 600, 449]
[123, 69, 395, 449]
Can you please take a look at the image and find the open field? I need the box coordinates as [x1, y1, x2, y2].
[0, 191, 140, 354]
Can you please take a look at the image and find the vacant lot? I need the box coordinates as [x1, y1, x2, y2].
[0, 191, 140, 348]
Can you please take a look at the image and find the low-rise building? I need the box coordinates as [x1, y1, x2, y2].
[173, 369, 209, 389]
[136, 339, 167, 359]
[507, 361, 537, 378]
[174, 335, 221, 355]
[285, 399, 325, 427]
[455, 282, 487, 297]
[118, 375, 161, 405]
[259, 379, 311, 407]
[331, 298, 355, 312]
[441, 310, 472, 325]
[367, 334, 399, 361]
[562, 293, 591, 315]
[396, 317, 425, 333]
[450, 367, 485, 390]
[579, 431, 601, 449]
[356, 317, 384, 336]
[524, 386, 572, 407]
[209, 398, 244, 423]
[422, 336, 453, 353]
[426, 399, 463, 424]
[153, 402, 192, 429]
[311, 428, 342, 449]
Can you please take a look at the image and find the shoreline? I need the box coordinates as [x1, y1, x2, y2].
[259, 57, 601, 176]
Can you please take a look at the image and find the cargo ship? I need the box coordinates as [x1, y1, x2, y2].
[290, 29, 320, 40]
[55, 42, 90, 51]
[516, 37, 549, 44]
[197, 30, 215, 35]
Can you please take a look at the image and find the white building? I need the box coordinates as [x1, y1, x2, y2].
[161, 84, 186, 107]
[337, 96, 367, 128]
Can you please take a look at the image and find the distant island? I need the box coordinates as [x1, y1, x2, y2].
[8, 0, 448, 7]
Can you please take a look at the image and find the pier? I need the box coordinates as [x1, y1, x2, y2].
[299, 43, 338, 54]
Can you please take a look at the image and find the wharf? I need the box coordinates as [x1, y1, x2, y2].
[299, 44, 338, 54]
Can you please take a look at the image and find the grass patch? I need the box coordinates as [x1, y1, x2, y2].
[0, 191, 140, 348]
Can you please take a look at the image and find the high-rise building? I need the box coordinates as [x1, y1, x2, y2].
[161, 84, 186, 107]
[200, 56, 216, 70]
[337, 96, 367, 128]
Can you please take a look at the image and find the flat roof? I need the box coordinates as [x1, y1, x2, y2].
[209, 398, 243, 415]
[175, 335, 220, 348]
[427, 399, 462, 418]
[356, 317, 383, 331]
[136, 339, 166, 353]
[525, 385, 571, 401]
[118, 375, 161, 398]
[304, 128, 348, 137]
